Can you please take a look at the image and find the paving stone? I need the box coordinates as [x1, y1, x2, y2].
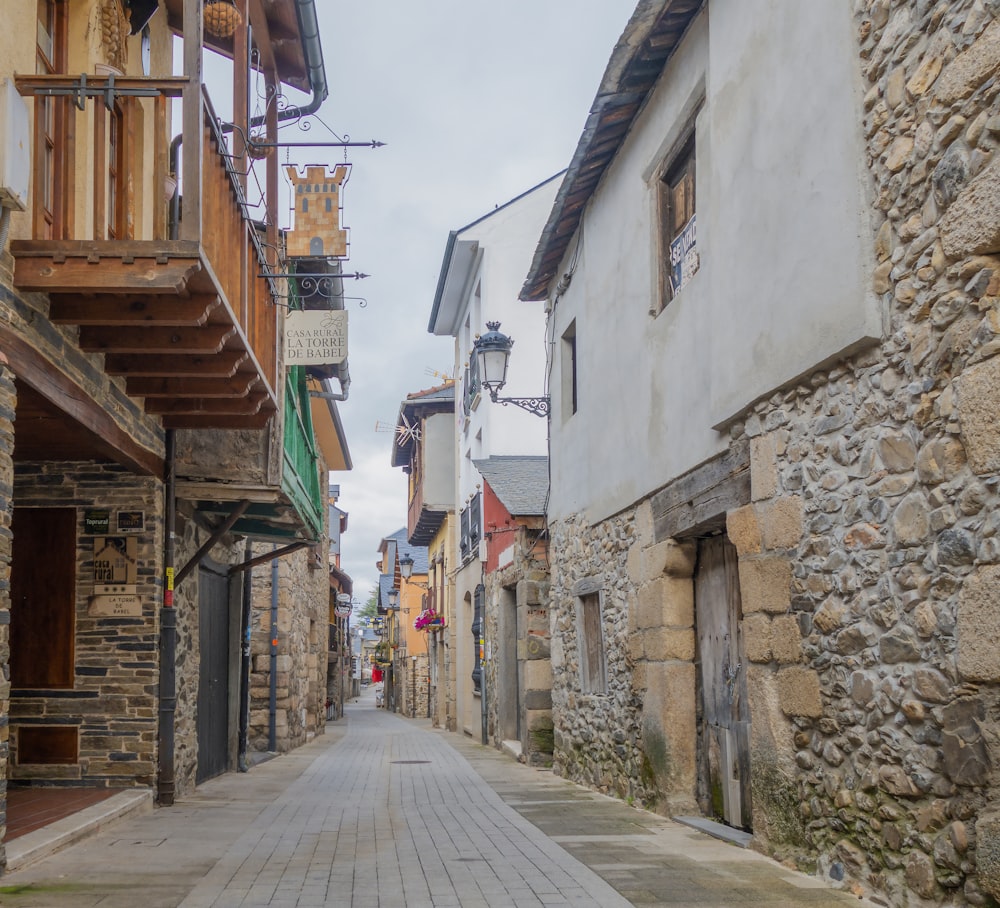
[0, 692, 878, 906]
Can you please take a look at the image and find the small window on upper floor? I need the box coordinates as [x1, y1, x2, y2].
[561, 320, 577, 421]
[657, 132, 698, 311]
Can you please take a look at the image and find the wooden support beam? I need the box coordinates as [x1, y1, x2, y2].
[104, 350, 248, 377]
[175, 499, 252, 587]
[13, 255, 202, 293]
[126, 373, 259, 398]
[651, 440, 751, 542]
[0, 325, 163, 476]
[49, 294, 220, 326]
[143, 389, 268, 416]
[79, 324, 235, 354]
[229, 540, 314, 574]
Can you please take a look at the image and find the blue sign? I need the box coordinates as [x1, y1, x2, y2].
[669, 214, 699, 295]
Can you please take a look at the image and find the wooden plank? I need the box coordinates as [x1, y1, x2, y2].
[14, 75, 187, 97]
[126, 373, 259, 398]
[49, 293, 220, 326]
[0, 325, 163, 476]
[11, 238, 200, 258]
[652, 441, 750, 542]
[143, 389, 268, 416]
[154, 93, 169, 241]
[79, 324, 235, 354]
[104, 350, 247, 378]
[13, 256, 203, 293]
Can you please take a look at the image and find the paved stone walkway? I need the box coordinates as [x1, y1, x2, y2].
[0, 692, 877, 907]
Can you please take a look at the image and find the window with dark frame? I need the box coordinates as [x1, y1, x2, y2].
[561, 320, 577, 419]
[658, 132, 698, 308]
[577, 591, 607, 694]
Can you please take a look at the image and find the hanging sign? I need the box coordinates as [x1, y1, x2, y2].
[285, 309, 348, 365]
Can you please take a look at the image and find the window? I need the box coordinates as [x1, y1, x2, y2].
[35, 0, 68, 239]
[561, 320, 577, 419]
[577, 590, 607, 694]
[658, 132, 698, 308]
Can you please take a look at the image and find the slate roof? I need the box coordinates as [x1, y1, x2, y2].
[381, 527, 429, 576]
[378, 573, 395, 611]
[474, 456, 549, 517]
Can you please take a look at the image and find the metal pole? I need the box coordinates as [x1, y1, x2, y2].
[157, 430, 177, 806]
[237, 539, 253, 771]
[269, 550, 278, 752]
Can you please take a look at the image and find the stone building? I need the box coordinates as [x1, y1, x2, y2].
[519, 0, 1000, 904]
[475, 456, 552, 767]
[0, 0, 342, 871]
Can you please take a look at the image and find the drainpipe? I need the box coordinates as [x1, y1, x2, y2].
[269, 550, 278, 752]
[237, 539, 253, 771]
[158, 430, 177, 806]
[268, 0, 328, 125]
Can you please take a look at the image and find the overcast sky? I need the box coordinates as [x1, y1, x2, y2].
[295, 1, 638, 603]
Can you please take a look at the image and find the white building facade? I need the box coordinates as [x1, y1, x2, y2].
[429, 176, 559, 737]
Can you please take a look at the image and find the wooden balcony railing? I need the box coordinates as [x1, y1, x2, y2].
[10, 74, 280, 429]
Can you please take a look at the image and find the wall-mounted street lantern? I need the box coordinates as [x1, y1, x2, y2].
[387, 587, 400, 611]
[473, 322, 550, 418]
[399, 554, 429, 590]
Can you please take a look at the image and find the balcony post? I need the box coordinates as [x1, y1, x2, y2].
[180, 0, 204, 242]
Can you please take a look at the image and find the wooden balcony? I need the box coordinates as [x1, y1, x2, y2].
[10, 76, 280, 430]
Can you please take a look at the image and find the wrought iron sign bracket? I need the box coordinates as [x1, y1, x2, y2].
[494, 396, 551, 418]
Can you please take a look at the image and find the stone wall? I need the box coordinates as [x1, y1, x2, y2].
[721, 3, 1000, 902]
[548, 511, 657, 800]
[11, 463, 163, 789]
[483, 534, 553, 767]
[247, 544, 327, 754]
[548, 3, 1000, 905]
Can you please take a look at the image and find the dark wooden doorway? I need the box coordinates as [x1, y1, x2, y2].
[10, 507, 76, 689]
[197, 560, 231, 783]
[694, 534, 751, 830]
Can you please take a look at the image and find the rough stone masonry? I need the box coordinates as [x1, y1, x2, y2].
[547, 2, 1000, 907]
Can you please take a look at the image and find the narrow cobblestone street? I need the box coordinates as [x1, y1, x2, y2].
[0, 692, 876, 907]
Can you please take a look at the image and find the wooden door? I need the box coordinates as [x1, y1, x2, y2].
[197, 561, 231, 783]
[695, 535, 751, 830]
[10, 507, 76, 688]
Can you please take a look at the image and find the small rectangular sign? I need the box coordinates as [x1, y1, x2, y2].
[285, 309, 348, 365]
[669, 213, 699, 295]
[94, 536, 138, 586]
[117, 510, 145, 533]
[88, 594, 142, 617]
[84, 509, 110, 535]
